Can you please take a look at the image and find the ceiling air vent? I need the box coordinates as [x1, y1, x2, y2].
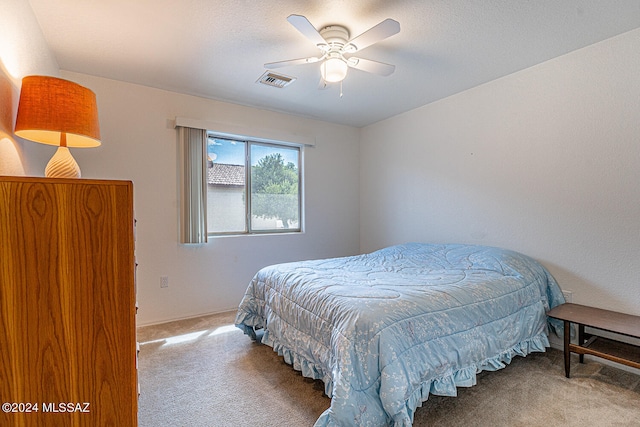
[257, 71, 296, 88]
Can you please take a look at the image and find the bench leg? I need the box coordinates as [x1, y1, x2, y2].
[578, 324, 585, 364]
[563, 320, 571, 378]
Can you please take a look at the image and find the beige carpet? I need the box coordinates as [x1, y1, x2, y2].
[137, 311, 640, 427]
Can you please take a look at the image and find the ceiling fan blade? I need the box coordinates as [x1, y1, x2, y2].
[287, 14, 327, 48]
[346, 19, 400, 52]
[348, 57, 396, 76]
[265, 57, 320, 69]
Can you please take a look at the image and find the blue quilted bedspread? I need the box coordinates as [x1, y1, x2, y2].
[235, 243, 564, 426]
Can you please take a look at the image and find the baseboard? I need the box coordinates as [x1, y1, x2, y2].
[136, 308, 237, 327]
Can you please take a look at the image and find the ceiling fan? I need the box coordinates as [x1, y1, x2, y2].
[265, 14, 400, 85]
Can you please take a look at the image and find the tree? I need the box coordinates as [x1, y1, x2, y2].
[251, 153, 299, 228]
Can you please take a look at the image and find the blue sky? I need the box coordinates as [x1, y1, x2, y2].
[208, 138, 244, 165]
[208, 137, 299, 167]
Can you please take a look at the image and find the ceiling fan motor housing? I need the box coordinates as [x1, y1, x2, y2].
[319, 25, 353, 51]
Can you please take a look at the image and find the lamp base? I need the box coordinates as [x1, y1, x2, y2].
[45, 146, 81, 178]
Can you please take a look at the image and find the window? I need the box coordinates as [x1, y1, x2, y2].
[206, 134, 301, 235]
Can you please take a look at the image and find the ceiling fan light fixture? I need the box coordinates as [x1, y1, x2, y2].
[266, 15, 400, 86]
[321, 57, 348, 83]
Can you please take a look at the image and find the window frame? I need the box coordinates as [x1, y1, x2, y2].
[206, 131, 303, 236]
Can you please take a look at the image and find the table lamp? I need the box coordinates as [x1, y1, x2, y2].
[15, 75, 101, 178]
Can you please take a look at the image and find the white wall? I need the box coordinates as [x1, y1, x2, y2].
[1, 2, 360, 326]
[0, 0, 59, 176]
[361, 28, 640, 316]
[6, 2, 639, 324]
[58, 72, 361, 325]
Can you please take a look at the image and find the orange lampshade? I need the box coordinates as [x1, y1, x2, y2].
[15, 75, 101, 148]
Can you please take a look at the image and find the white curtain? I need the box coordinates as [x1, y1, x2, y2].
[178, 126, 207, 244]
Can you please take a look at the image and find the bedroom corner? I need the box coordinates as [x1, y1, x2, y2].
[0, 0, 60, 178]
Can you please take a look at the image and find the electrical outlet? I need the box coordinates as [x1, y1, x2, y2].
[562, 290, 573, 303]
[160, 276, 169, 288]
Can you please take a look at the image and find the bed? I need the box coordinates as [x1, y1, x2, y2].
[235, 243, 565, 426]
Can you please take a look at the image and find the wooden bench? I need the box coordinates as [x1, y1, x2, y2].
[546, 303, 640, 378]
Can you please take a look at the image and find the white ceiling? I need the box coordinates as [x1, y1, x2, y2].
[27, 0, 640, 128]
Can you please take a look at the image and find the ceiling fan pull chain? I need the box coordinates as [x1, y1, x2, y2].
[340, 81, 344, 98]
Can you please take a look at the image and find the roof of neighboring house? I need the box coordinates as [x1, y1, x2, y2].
[208, 163, 245, 186]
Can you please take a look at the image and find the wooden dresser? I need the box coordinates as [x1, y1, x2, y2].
[0, 177, 137, 426]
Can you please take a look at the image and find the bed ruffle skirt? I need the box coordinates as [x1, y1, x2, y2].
[237, 310, 550, 427]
